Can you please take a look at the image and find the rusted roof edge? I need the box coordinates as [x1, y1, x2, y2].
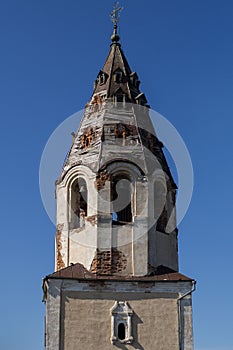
[44, 275, 195, 283]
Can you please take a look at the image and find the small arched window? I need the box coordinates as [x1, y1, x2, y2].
[111, 301, 133, 344]
[129, 72, 140, 88]
[96, 70, 108, 85]
[99, 73, 105, 85]
[113, 69, 124, 83]
[111, 175, 132, 224]
[70, 178, 88, 229]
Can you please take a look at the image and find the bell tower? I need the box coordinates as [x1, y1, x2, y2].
[43, 5, 195, 350]
[55, 12, 178, 277]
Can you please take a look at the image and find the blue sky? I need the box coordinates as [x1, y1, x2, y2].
[0, 1, 233, 349]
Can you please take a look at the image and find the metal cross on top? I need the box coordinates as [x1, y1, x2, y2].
[110, 2, 123, 26]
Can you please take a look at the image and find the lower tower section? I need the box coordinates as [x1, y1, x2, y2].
[43, 265, 195, 350]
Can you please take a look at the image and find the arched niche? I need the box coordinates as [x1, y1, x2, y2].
[111, 174, 132, 224]
[70, 177, 88, 229]
[105, 161, 143, 225]
[111, 301, 133, 344]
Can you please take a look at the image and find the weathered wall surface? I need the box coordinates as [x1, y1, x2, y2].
[45, 280, 62, 350]
[61, 292, 179, 350]
[45, 279, 194, 350]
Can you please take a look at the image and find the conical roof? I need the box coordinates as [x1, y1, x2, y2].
[59, 32, 176, 189]
[92, 41, 143, 103]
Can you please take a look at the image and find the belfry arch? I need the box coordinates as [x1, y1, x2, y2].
[70, 177, 88, 229]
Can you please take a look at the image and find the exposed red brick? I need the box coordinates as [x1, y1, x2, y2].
[95, 171, 110, 191]
[90, 248, 127, 275]
[56, 225, 65, 271]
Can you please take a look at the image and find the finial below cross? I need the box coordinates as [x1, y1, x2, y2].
[110, 2, 123, 26]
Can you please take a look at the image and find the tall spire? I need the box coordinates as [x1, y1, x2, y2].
[110, 2, 123, 43]
[90, 2, 147, 105]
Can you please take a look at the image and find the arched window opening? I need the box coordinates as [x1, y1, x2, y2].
[99, 73, 105, 85]
[111, 301, 133, 345]
[118, 323, 126, 341]
[111, 176, 132, 225]
[70, 178, 88, 229]
[113, 69, 124, 83]
[129, 72, 140, 88]
[97, 71, 108, 85]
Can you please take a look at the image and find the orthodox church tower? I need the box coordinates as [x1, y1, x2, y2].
[43, 5, 195, 350]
